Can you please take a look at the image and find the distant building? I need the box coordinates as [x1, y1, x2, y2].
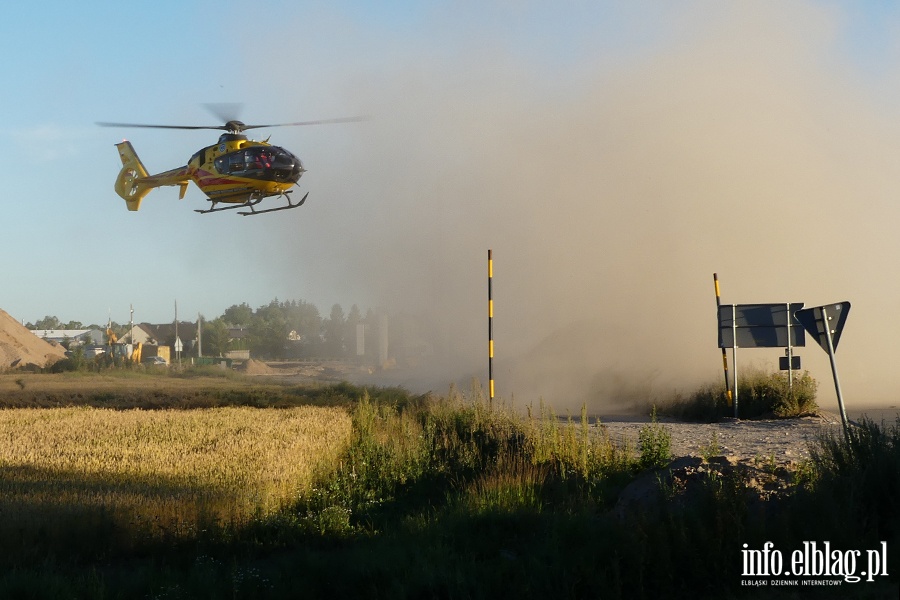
[124, 324, 158, 345]
[121, 322, 198, 352]
[32, 329, 105, 346]
[227, 326, 250, 345]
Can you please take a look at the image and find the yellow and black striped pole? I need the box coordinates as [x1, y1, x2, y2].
[713, 273, 733, 407]
[488, 249, 494, 402]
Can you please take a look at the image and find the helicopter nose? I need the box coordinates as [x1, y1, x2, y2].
[293, 159, 306, 181]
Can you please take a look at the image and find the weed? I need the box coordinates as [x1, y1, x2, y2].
[637, 405, 672, 469]
[804, 417, 900, 544]
[698, 431, 721, 462]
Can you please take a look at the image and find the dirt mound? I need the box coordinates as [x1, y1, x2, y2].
[237, 359, 277, 375]
[0, 309, 67, 369]
[613, 455, 796, 520]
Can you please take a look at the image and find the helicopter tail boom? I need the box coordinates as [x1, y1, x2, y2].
[114, 142, 191, 210]
[114, 141, 152, 211]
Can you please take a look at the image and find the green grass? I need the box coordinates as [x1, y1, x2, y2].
[0, 376, 895, 599]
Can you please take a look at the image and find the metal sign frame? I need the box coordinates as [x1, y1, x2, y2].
[717, 303, 806, 348]
[717, 302, 805, 418]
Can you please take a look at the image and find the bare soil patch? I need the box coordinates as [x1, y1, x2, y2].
[599, 411, 844, 465]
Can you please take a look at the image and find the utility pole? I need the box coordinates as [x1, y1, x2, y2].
[175, 300, 181, 367]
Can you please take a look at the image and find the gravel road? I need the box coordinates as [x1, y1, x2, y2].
[597, 412, 848, 465]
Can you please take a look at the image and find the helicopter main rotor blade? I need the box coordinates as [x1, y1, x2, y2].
[97, 122, 228, 131]
[241, 116, 369, 130]
[97, 115, 368, 133]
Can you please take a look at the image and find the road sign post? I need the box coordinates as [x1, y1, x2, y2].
[713, 274, 733, 407]
[488, 249, 494, 403]
[785, 302, 794, 393]
[733, 304, 738, 417]
[794, 302, 851, 443]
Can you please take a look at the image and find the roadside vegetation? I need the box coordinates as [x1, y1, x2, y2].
[0, 373, 894, 599]
[656, 366, 819, 421]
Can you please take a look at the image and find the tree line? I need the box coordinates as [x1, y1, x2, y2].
[26, 299, 377, 360]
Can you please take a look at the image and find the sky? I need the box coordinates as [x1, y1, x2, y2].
[3, 1, 900, 412]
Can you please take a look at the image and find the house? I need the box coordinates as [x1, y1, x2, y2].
[121, 322, 199, 354]
[122, 324, 158, 345]
[152, 321, 198, 350]
[32, 329, 105, 346]
[227, 326, 250, 346]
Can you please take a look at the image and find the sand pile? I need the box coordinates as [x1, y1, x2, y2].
[0, 309, 67, 369]
[238, 359, 277, 375]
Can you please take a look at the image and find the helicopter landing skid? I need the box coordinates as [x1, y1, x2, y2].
[194, 197, 263, 215]
[238, 191, 308, 216]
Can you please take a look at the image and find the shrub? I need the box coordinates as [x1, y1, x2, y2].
[805, 417, 900, 543]
[734, 368, 818, 418]
[48, 345, 87, 373]
[770, 370, 818, 416]
[660, 367, 818, 420]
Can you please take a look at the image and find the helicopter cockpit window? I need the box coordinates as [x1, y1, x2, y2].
[214, 146, 303, 183]
[228, 150, 251, 173]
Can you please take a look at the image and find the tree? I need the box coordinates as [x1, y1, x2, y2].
[240, 299, 325, 359]
[30, 316, 61, 330]
[282, 299, 321, 343]
[201, 318, 231, 357]
[323, 304, 345, 357]
[249, 300, 288, 358]
[345, 304, 362, 358]
[223, 303, 253, 326]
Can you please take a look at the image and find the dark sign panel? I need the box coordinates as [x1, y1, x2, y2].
[779, 355, 801, 370]
[718, 303, 806, 348]
[794, 302, 850, 354]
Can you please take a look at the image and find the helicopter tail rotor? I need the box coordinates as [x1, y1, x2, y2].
[114, 141, 152, 211]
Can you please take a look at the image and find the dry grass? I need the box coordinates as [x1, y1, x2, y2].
[0, 371, 277, 407]
[0, 371, 245, 393]
[0, 405, 351, 546]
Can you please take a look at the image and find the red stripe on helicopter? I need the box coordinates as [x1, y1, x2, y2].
[193, 169, 245, 187]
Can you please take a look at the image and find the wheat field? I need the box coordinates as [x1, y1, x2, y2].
[0, 405, 351, 546]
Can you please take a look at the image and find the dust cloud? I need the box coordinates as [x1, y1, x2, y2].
[267, 3, 900, 413]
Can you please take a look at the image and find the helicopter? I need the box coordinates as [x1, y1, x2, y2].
[98, 111, 364, 216]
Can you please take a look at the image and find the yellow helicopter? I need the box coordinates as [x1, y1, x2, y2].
[99, 109, 363, 216]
